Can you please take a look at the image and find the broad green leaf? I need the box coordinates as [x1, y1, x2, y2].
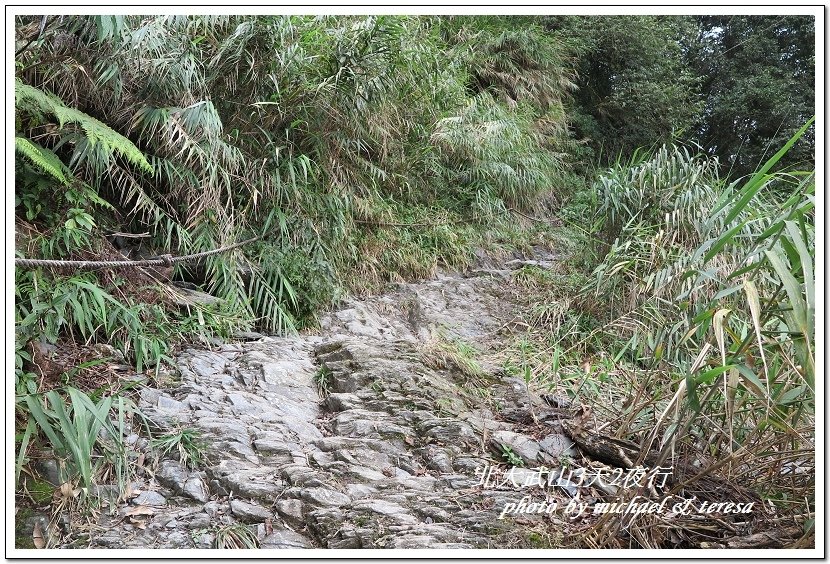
[696, 364, 734, 386]
[735, 364, 767, 400]
[692, 308, 715, 325]
[24, 394, 64, 454]
[729, 257, 766, 281]
[778, 385, 808, 406]
[713, 285, 743, 301]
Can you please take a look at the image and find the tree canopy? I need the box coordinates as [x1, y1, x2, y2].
[688, 15, 815, 176]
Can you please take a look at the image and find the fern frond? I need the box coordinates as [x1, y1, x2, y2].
[15, 79, 153, 174]
[15, 136, 70, 184]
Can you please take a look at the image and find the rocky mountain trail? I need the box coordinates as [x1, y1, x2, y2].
[28, 247, 581, 550]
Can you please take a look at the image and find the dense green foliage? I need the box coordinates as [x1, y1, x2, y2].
[546, 15, 702, 163]
[14, 14, 816, 542]
[689, 16, 816, 177]
[588, 123, 814, 409]
[14, 15, 572, 347]
[14, 14, 815, 356]
[580, 125, 814, 533]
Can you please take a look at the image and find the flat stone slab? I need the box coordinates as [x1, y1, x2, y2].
[230, 499, 273, 522]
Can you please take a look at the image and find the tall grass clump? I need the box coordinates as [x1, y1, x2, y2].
[576, 120, 815, 546]
[15, 14, 573, 333]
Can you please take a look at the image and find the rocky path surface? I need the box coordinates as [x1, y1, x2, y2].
[87, 250, 578, 549]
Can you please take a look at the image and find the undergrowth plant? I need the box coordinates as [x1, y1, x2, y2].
[151, 427, 206, 470]
[571, 120, 816, 544]
[15, 269, 245, 376]
[587, 122, 814, 404]
[16, 387, 136, 501]
[213, 523, 260, 549]
[15, 14, 571, 335]
[421, 333, 485, 380]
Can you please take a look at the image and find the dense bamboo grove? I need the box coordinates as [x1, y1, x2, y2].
[14, 14, 816, 549]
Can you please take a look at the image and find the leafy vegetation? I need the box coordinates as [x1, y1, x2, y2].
[212, 523, 260, 549]
[150, 427, 206, 470]
[422, 332, 485, 380]
[13, 13, 815, 549]
[502, 123, 814, 547]
[688, 16, 816, 176]
[500, 445, 526, 467]
[16, 387, 138, 504]
[314, 365, 333, 398]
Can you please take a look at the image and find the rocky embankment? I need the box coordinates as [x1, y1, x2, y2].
[32, 250, 580, 549]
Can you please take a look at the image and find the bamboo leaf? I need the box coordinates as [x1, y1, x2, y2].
[735, 364, 767, 400]
[15, 418, 37, 487]
[712, 308, 731, 366]
[764, 249, 808, 337]
[784, 220, 814, 321]
[703, 221, 748, 263]
[778, 385, 808, 406]
[742, 279, 769, 382]
[696, 364, 734, 385]
[713, 285, 743, 301]
[24, 394, 64, 454]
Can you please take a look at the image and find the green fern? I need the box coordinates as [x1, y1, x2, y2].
[15, 136, 70, 184]
[15, 80, 153, 174]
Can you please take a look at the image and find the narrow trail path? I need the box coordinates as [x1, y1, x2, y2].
[88, 248, 577, 549]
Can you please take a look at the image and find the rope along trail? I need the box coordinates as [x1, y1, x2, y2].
[15, 208, 553, 270]
[15, 237, 260, 270]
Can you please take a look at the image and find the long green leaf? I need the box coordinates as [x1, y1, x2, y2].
[735, 364, 767, 400]
[703, 221, 748, 263]
[696, 364, 734, 385]
[24, 394, 64, 454]
[47, 390, 92, 488]
[714, 117, 814, 225]
[784, 220, 814, 321]
[16, 418, 37, 487]
[764, 249, 808, 337]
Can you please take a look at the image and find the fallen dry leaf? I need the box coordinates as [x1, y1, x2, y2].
[124, 505, 155, 517]
[55, 483, 81, 502]
[265, 518, 273, 535]
[132, 519, 147, 530]
[59, 482, 74, 498]
[32, 521, 45, 549]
